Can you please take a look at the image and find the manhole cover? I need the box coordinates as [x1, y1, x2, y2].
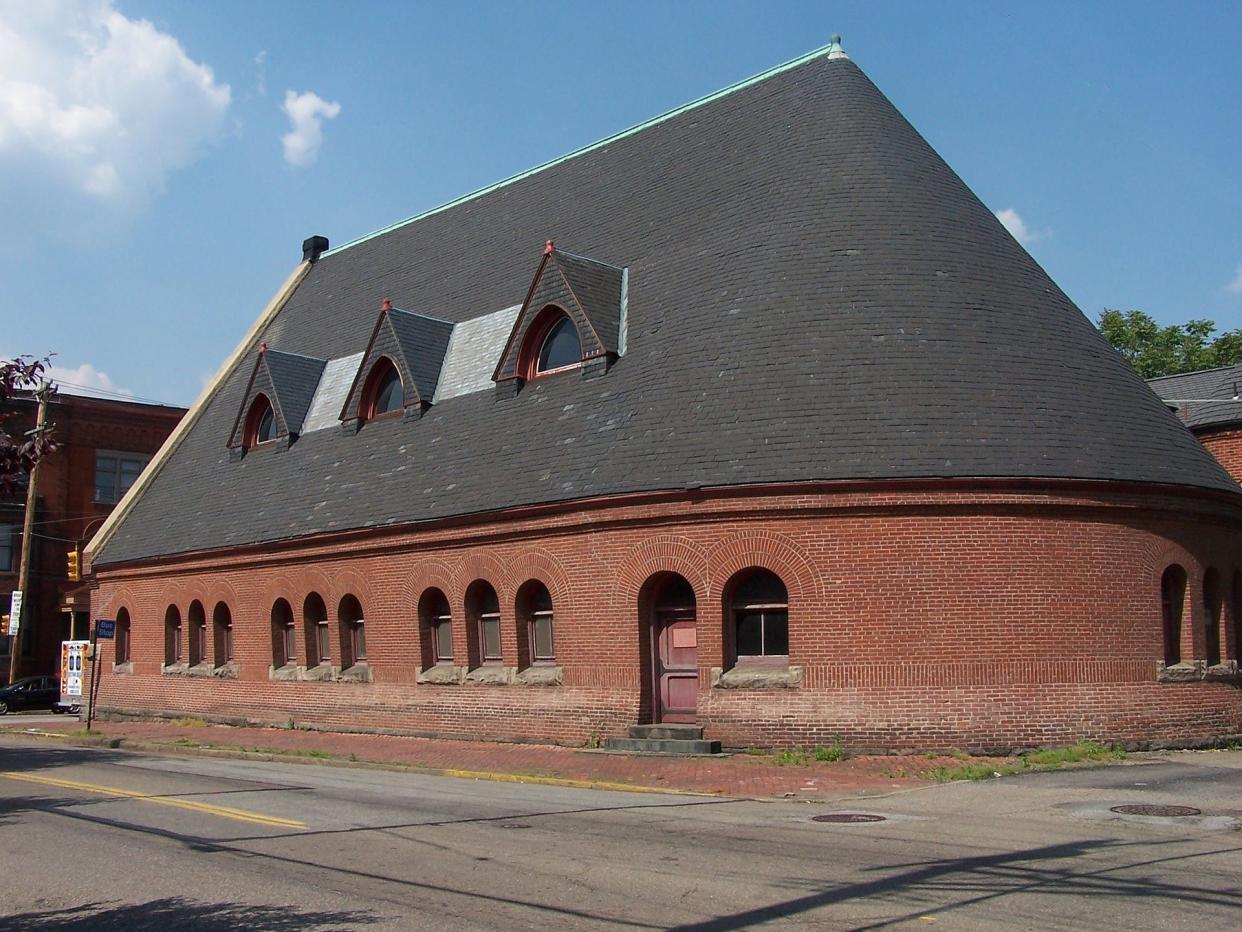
[1110, 804, 1201, 817]
[812, 813, 886, 823]
[499, 822, 532, 829]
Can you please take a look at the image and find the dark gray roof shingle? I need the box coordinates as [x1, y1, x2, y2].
[96, 50, 1238, 565]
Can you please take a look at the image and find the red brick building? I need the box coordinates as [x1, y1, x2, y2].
[86, 40, 1242, 751]
[2, 392, 184, 683]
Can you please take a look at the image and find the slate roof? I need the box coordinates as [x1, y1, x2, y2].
[95, 44, 1239, 566]
[1148, 364, 1242, 429]
[227, 348, 326, 445]
[386, 309, 455, 401]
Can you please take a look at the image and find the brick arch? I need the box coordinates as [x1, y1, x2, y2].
[293, 568, 333, 612]
[327, 570, 374, 618]
[505, 549, 572, 609]
[204, 577, 242, 619]
[612, 535, 710, 608]
[707, 529, 820, 603]
[259, 575, 300, 616]
[451, 551, 511, 603]
[402, 562, 457, 614]
[93, 585, 139, 622]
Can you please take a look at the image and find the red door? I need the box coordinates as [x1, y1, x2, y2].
[656, 609, 698, 723]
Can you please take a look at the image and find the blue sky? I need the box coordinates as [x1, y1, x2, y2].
[2, 0, 1239, 406]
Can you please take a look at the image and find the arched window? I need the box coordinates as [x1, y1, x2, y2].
[727, 569, 789, 664]
[516, 580, 555, 666]
[466, 580, 502, 666]
[361, 358, 403, 420]
[271, 598, 296, 667]
[243, 394, 276, 447]
[303, 592, 329, 666]
[212, 602, 234, 667]
[339, 595, 366, 667]
[188, 600, 207, 666]
[520, 308, 582, 379]
[164, 605, 182, 666]
[1161, 565, 1187, 666]
[115, 607, 131, 665]
[419, 588, 453, 665]
[1203, 569, 1222, 667]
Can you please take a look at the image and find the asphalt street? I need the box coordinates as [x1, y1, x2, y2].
[0, 738, 1239, 930]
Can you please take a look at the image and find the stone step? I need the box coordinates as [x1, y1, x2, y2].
[603, 736, 722, 755]
[629, 724, 704, 740]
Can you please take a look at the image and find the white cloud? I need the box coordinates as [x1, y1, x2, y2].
[995, 207, 1045, 246]
[254, 49, 268, 97]
[281, 89, 340, 167]
[47, 361, 133, 400]
[1226, 264, 1242, 295]
[0, 0, 230, 229]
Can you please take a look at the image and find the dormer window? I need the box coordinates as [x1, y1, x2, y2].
[244, 395, 276, 447]
[361, 359, 404, 420]
[520, 308, 583, 380]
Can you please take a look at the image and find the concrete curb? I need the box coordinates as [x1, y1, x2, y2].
[0, 728, 722, 798]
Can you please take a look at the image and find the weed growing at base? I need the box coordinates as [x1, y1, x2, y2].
[928, 740, 1126, 782]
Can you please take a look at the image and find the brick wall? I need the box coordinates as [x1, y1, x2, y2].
[90, 481, 1242, 750]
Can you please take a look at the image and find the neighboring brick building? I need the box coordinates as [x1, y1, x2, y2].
[85, 39, 1242, 751]
[2, 392, 184, 683]
[1150, 365, 1242, 483]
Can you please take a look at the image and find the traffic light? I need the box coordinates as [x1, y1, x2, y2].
[66, 547, 80, 582]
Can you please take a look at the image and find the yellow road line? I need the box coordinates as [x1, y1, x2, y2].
[0, 770, 305, 829]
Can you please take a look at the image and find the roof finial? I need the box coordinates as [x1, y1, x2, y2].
[259, 341, 268, 354]
[544, 239, 556, 256]
[827, 33, 849, 61]
[381, 298, 392, 312]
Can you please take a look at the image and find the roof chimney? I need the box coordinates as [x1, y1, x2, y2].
[302, 235, 330, 263]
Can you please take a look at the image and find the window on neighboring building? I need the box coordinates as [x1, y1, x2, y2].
[243, 394, 277, 447]
[94, 452, 149, 504]
[466, 580, 502, 666]
[213, 602, 234, 666]
[272, 599, 296, 667]
[516, 580, 555, 666]
[1161, 565, 1187, 667]
[115, 608, 131, 665]
[304, 593, 329, 666]
[361, 359, 403, 420]
[0, 524, 14, 573]
[728, 569, 789, 664]
[164, 605, 182, 666]
[419, 588, 453, 664]
[339, 595, 366, 667]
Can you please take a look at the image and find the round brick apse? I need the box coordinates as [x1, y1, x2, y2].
[90, 481, 1242, 751]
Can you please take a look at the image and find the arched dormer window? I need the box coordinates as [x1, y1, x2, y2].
[243, 394, 276, 447]
[361, 358, 403, 420]
[520, 308, 582, 380]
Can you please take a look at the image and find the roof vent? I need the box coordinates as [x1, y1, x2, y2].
[302, 235, 330, 263]
[827, 34, 849, 61]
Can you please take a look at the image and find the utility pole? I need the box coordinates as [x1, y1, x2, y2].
[8, 380, 51, 685]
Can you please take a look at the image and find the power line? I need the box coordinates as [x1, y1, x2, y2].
[52, 379, 181, 408]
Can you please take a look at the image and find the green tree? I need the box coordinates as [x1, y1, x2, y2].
[1, 356, 57, 498]
[1097, 310, 1242, 378]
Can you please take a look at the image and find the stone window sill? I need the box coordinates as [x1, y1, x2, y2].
[269, 663, 300, 681]
[185, 662, 215, 678]
[161, 663, 188, 676]
[515, 665, 563, 687]
[711, 665, 804, 689]
[338, 663, 372, 683]
[465, 665, 516, 685]
[417, 664, 466, 685]
[1157, 660, 1240, 683]
[212, 662, 239, 680]
[112, 662, 133, 675]
[300, 663, 339, 682]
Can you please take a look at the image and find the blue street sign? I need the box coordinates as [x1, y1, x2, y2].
[95, 619, 116, 639]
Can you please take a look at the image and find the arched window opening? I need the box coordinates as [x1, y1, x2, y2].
[339, 595, 366, 667]
[244, 394, 276, 447]
[419, 588, 453, 665]
[1161, 565, 1187, 667]
[164, 605, 182, 666]
[728, 569, 789, 665]
[466, 580, 502, 666]
[516, 580, 555, 666]
[271, 599, 296, 667]
[212, 602, 234, 667]
[520, 308, 582, 379]
[1204, 569, 1222, 667]
[188, 601, 207, 666]
[115, 607, 132, 665]
[655, 575, 697, 612]
[1233, 571, 1242, 663]
[361, 358, 403, 420]
[303, 592, 330, 666]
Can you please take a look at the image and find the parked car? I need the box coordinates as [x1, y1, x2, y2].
[0, 676, 60, 714]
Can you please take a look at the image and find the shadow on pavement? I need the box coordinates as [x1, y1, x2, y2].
[2, 897, 378, 930]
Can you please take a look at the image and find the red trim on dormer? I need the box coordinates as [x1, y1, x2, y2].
[359, 356, 405, 421]
[243, 394, 276, 448]
[517, 306, 583, 381]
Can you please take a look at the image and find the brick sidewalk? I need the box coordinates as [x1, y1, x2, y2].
[0, 717, 955, 800]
